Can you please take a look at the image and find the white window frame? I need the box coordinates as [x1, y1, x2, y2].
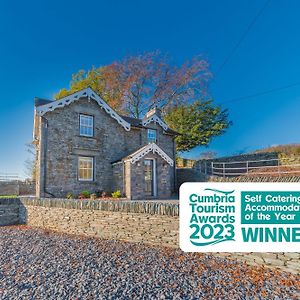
[79, 114, 94, 137]
[78, 156, 94, 181]
[147, 129, 157, 143]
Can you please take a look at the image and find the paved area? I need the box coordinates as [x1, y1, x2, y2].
[0, 226, 299, 299]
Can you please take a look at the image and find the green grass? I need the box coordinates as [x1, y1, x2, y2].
[254, 143, 300, 155]
[0, 195, 18, 199]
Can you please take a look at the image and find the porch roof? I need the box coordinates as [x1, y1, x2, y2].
[111, 143, 174, 166]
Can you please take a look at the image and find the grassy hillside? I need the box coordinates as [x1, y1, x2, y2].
[254, 144, 300, 156]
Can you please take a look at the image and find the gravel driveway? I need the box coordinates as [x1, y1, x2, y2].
[0, 226, 299, 300]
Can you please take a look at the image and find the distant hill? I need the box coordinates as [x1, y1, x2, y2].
[253, 144, 300, 156]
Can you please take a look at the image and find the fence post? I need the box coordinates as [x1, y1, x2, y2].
[211, 162, 214, 176]
[223, 163, 225, 178]
[246, 161, 249, 174]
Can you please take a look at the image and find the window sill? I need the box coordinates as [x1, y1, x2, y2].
[78, 180, 96, 183]
[77, 135, 97, 141]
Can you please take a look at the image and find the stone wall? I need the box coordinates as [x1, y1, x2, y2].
[176, 158, 196, 168]
[19, 181, 36, 195]
[217, 252, 300, 275]
[0, 198, 22, 226]
[0, 181, 35, 196]
[1, 197, 299, 275]
[176, 168, 206, 188]
[0, 181, 19, 196]
[112, 162, 124, 194]
[19, 198, 179, 248]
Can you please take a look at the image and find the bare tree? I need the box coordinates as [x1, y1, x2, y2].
[102, 51, 212, 117]
[24, 143, 36, 180]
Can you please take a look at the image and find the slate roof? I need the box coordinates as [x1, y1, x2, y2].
[34, 97, 53, 107]
[111, 144, 150, 164]
[121, 115, 177, 135]
[120, 115, 143, 128]
[111, 143, 174, 166]
[34, 89, 177, 135]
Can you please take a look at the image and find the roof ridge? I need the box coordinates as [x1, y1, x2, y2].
[35, 87, 131, 131]
[35, 87, 177, 134]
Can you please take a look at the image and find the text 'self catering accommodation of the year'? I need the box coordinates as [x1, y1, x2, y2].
[33, 88, 177, 200]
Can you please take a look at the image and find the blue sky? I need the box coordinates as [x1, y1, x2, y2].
[0, 0, 299, 177]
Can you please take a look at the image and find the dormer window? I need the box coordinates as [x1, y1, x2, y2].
[147, 129, 157, 143]
[80, 114, 94, 137]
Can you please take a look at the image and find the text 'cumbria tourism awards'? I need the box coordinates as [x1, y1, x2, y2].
[180, 182, 300, 252]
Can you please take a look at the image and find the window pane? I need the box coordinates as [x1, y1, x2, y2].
[80, 115, 94, 137]
[78, 157, 93, 181]
[79, 169, 84, 179]
[87, 170, 92, 180]
[147, 129, 157, 143]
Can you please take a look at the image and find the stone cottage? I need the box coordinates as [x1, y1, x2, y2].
[33, 87, 177, 200]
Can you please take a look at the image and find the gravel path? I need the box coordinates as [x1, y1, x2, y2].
[0, 226, 299, 300]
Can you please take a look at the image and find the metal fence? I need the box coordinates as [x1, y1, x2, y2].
[197, 158, 300, 177]
[0, 173, 19, 182]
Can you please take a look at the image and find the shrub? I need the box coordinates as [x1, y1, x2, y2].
[101, 191, 110, 198]
[94, 190, 103, 197]
[90, 193, 97, 200]
[66, 192, 75, 199]
[112, 190, 122, 198]
[79, 190, 90, 199]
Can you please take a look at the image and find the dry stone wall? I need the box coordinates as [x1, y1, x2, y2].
[0, 181, 35, 196]
[0, 198, 22, 226]
[217, 252, 300, 275]
[0, 197, 299, 275]
[176, 168, 207, 188]
[21, 206, 179, 247]
[0, 182, 19, 196]
[18, 198, 179, 247]
[19, 181, 36, 195]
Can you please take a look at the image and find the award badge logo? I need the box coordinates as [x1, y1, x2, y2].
[180, 182, 300, 252]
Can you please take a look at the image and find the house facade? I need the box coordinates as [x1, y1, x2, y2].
[33, 88, 177, 200]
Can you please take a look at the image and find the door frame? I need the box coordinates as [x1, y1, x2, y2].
[144, 158, 157, 197]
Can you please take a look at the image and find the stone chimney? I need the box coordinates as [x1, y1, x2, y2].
[144, 105, 162, 119]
